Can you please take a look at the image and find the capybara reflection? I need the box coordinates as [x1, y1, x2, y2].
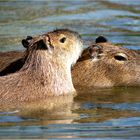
[72, 36, 140, 88]
[0, 29, 83, 103]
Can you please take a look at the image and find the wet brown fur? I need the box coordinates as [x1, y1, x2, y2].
[0, 29, 83, 104]
[72, 42, 140, 88]
[0, 38, 140, 89]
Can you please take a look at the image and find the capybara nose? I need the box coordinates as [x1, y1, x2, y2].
[89, 45, 103, 59]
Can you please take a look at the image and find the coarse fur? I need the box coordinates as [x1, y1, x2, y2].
[72, 36, 140, 88]
[0, 51, 24, 75]
[0, 29, 83, 104]
[0, 36, 140, 89]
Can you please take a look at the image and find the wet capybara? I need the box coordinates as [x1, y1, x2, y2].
[0, 36, 140, 88]
[72, 36, 140, 88]
[0, 29, 83, 104]
[0, 36, 33, 76]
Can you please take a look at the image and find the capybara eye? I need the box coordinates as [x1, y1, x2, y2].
[60, 37, 66, 43]
[114, 53, 128, 61]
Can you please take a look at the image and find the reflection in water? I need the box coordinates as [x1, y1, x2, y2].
[1, 87, 140, 139]
[75, 87, 140, 104]
[0, 0, 140, 139]
[74, 87, 140, 123]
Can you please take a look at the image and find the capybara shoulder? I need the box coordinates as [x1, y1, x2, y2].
[0, 36, 33, 76]
[0, 51, 24, 74]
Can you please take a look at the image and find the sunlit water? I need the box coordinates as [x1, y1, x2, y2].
[0, 0, 140, 139]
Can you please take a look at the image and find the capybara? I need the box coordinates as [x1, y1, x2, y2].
[0, 36, 140, 88]
[0, 29, 83, 104]
[72, 36, 140, 88]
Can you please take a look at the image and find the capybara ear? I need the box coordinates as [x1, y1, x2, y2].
[22, 39, 29, 48]
[95, 36, 108, 43]
[26, 36, 33, 40]
[89, 45, 103, 59]
[21, 36, 33, 48]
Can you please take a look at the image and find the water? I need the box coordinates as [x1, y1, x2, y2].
[0, 0, 140, 139]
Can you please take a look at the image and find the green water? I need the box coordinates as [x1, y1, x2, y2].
[0, 0, 140, 139]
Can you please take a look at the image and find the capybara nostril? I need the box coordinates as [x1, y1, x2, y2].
[89, 45, 103, 59]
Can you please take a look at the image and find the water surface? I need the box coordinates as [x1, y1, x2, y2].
[0, 0, 140, 139]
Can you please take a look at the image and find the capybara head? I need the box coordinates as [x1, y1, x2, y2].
[72, 36, 140, 88]
[0, 29, 83, 77]
[45, 29, 83, 65]
[22, 29, 83, 66]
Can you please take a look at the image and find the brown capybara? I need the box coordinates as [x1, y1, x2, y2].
[0, 36, 140, 89]
[0, 29, 83, 104]
[0, 51, 24, 75]
[72, 36, 140, 88]
[0, 36, 33, 76]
